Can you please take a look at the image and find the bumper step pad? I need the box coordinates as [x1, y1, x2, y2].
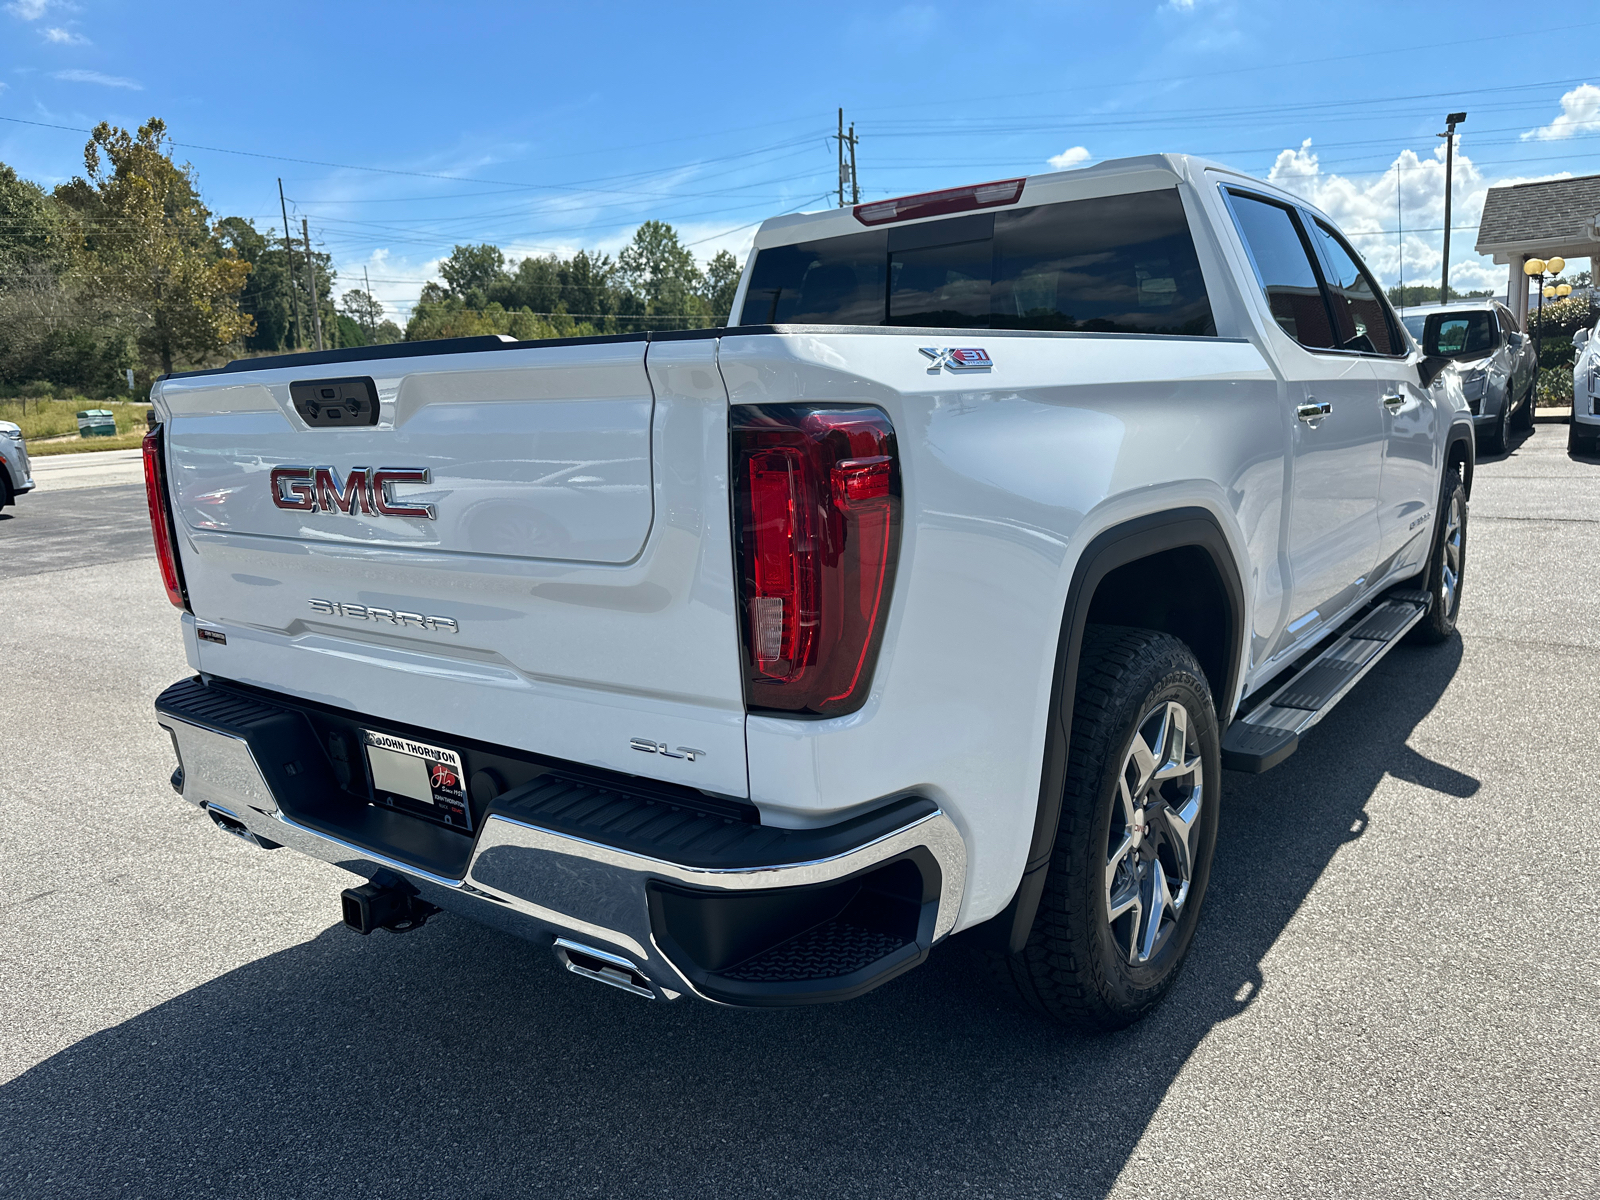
[1221, 589, 1432, 773]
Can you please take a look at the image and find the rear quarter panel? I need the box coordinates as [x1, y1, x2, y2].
[719, 328, 1280, 928]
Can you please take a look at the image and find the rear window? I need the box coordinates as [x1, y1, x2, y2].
[1424, 311, 1497, 358]
[739, 189, 1215, 336]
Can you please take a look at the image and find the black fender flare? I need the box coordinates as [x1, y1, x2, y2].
[1445, 418, 1475, 498]
[967, 507, 1246, 955]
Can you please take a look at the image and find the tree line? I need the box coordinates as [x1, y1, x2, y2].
[0, 117, 740, 397]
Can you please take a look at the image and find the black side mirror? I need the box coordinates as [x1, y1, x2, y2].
[1417, 356, 1453, 389]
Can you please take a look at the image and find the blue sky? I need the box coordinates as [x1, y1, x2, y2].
[3, 0, 1598, 323]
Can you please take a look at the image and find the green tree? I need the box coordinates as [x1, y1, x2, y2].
[340, 288, 384, 339]
[619, 221, 702, 324]
[701, 249, 742, 322]
[53, 119, 252, 374]
[438, 243, 507, 305]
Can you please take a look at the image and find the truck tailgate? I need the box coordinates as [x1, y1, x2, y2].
[157, 338, 748, 797]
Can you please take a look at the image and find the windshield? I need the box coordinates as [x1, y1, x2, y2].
[1423, 310, 1497, 358]
[1401, 314, 1426, 340]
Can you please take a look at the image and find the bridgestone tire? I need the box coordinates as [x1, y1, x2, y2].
[1407, 466, 1467, 645]
[990, 626, 1221, 1031]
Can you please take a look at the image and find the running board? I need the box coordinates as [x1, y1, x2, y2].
[1221, 589, 1432, 773]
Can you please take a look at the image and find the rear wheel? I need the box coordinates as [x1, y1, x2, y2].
[1571, 424, 1598, 457]
[1408, 467, 1466, 644]
[990, 626, 1220, 1030]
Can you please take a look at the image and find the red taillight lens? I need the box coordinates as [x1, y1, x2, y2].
[732, 405, 900, 716]
[853, 177, 1025, 226]
[142, 426, 189, 611]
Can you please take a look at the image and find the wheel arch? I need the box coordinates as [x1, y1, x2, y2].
[1446, 419, 1475, 497]
[968, 506, 1246, 954]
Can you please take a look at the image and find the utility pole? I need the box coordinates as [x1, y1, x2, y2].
[302, 217, 324, 351]
[833, 109, 859, 207]
[278, 178, 303, 350]
[363, 265, 376, 342]
[1438, 112, 1466, 305]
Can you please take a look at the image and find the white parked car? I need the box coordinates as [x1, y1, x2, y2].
[147, 154, 1474, 1029]
[1571, 315, 1600, 455]
[0, 421, 34, 507]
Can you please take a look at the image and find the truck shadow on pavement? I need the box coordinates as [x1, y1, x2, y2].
[2, 641, 1472, 1200]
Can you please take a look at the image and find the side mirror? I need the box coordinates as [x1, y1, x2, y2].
[1509, 332, 1526, 348]
[1417, 355, 1453, 389]
[1575, 328, 1591, 349]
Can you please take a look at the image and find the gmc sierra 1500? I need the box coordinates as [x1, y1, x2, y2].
[148, 154, 1472, 1028]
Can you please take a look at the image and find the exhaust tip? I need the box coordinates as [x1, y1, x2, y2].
[553, 938, 658, 1000]
[204, 805, 280, 850]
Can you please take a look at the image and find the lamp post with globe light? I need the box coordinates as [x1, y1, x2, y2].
[1525, 255, 1566, 407]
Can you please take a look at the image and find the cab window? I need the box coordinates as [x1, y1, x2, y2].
[1307, 220, 1402, 355]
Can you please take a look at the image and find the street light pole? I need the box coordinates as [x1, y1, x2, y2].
[1438, 112, 1466, 305]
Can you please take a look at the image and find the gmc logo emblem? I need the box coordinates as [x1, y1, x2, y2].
[269, 466, 435, 520]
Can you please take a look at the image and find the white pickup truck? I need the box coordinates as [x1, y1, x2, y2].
[148, 154, 1474, 1028]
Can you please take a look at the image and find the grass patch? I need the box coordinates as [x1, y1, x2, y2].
[0, 397, 151, 441]
[27, 430, 150, 456]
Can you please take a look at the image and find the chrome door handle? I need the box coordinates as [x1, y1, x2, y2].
[1297, 401, 1331, 423]
[1382, 392, 1405, 410]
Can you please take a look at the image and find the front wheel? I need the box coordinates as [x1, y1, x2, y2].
[992, 626, 1221, 1030]
[1482, 394, 1512, 454]
[1408, 467, 1466, 644]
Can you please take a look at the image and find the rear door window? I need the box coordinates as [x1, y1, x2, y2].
[1225, 191, 1337, 350]
[738, 188, 1215, 336]
[1307, 220, 1402, 355]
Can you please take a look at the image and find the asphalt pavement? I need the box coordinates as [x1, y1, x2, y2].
[1, 434, 1596, 1198]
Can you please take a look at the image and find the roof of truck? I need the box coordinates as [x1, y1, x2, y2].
[750, 152, 1251, 250]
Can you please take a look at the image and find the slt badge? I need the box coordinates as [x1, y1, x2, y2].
[919, 346, 993, 372]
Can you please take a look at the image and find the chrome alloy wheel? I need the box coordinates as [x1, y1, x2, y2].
[1441, 491, 1464, 616]
[1106, 700, 1204, 965]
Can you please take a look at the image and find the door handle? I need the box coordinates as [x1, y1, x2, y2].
[1382, 392, 1405, 410]
[1297, 401, 1332, 423]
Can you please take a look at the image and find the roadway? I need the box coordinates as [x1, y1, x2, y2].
[1, 432, 1594, 1198]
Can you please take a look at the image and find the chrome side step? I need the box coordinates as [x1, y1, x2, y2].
[1221, 589, 1432, 773]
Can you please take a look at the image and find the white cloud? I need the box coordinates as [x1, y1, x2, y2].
[1522, 83, 1600, 142]
[1265, 136, 1574, 294]
[1163, 0, 1196, 9]
[41, 25, 86, 42]
[5, 0, 52, 18]
[53, 68, 141, 89]
[1048, 146, 1092, 169]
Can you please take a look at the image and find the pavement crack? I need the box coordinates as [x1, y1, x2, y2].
[0, 890, 57, 916]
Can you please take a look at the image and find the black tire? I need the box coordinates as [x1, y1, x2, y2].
[0, 470, 12, 509]
[1482, 394, 1512, 454]
[989, 626, 1221, 1030]
[1512, 380, 1535, 431]
[1408, 466, 1466, 644]
[1570, 424, 1597, 457]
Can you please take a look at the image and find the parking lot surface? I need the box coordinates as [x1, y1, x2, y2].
[2, 432, 1595, 1199]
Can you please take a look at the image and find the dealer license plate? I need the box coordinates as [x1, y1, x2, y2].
[362, 729, 470, 831]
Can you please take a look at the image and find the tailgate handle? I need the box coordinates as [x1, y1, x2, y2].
[290, 377, 380, 427]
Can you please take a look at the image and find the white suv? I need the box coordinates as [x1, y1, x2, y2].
[1572, 314, 1600, 456]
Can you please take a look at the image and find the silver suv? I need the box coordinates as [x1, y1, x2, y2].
[0, 421, 34, 507]
[1401, 300, 1537, 453]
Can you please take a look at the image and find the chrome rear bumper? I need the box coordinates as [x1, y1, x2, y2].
[157, 679, 965, 1006]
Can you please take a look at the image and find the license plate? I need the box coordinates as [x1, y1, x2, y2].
[362, 729, 470, 830]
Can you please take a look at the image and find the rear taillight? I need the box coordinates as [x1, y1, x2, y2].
[142, 426, 189, 611]
[731, 405, 900, 716]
